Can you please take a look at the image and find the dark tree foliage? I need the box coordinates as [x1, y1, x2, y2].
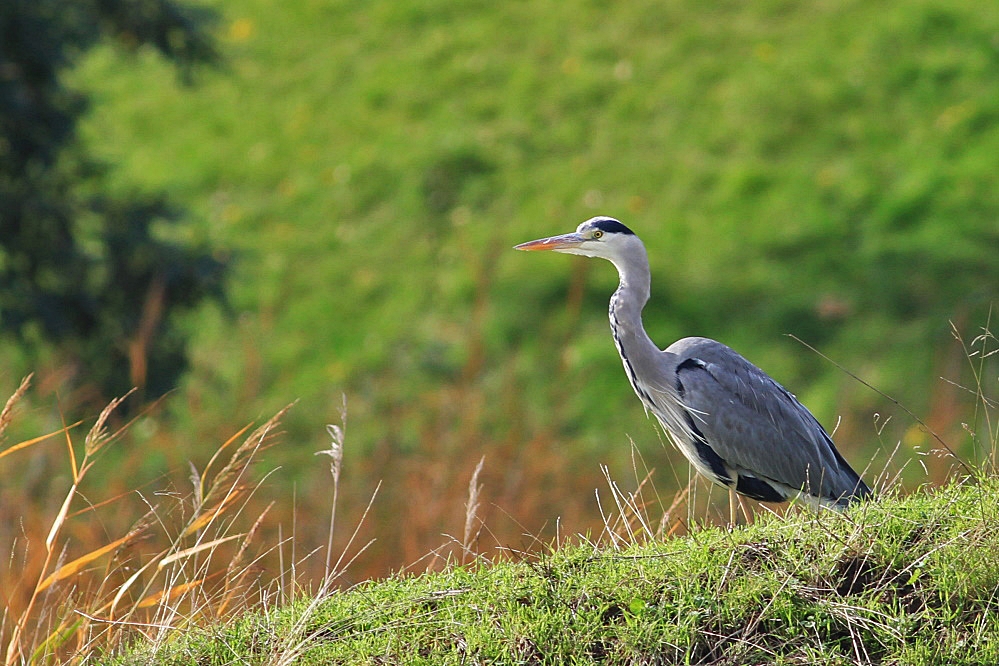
[0, 0, 225, 404]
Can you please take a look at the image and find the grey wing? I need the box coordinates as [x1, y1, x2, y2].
[663, 338, 868, 504]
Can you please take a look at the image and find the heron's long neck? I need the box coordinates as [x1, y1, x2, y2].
[607, 251, 663, 391]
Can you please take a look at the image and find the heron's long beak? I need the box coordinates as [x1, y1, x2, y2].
[514, 232, 586, 252]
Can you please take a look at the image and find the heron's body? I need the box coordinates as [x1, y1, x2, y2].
[516, 216, 871, 509]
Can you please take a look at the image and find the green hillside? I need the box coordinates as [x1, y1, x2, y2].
[9, 0, 997, 574]
[109, 479, 999, 665]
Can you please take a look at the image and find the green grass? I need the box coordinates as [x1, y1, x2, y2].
[108, 478, 999, 665]
[5, 0, 999, 592]
[60, 0, 999, 452]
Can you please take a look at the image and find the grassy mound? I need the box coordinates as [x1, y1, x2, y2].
[111, 478, 999, 665]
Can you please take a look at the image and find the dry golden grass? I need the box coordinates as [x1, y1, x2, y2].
[0, 378, 307, 665]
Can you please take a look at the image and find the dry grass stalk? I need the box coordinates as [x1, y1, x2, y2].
[318, 395, 347, 579]
[596, 464, 660, 549]
[0, 375, 79, 465]
[4, 390, 136, 666]
[1, 390, 302, 665]
[0, 375, 31, 442]
[949, 317, 998, 471]
[461, 456, 486, 564]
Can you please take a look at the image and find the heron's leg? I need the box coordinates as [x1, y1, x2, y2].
[728, 485, 737, 528]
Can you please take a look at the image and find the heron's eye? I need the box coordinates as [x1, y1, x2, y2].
[592, 230, 604, 239]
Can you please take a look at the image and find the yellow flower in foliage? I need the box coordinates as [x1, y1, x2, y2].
[229, 17, 255, 42]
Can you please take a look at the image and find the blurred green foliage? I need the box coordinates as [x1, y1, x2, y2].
[0, 0, 225, 404]
[9, 0, 997, 526]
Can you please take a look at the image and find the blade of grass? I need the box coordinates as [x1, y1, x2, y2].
[182, 489, 248, 537]
[37, 532, 138, 592]
[158, 534, 245, 569]
[199, 422, 253, 497]
[137, 579, 205, 609]
[0, 421, 82, 462]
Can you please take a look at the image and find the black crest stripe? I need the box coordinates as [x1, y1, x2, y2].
[591, 218, 635, 235]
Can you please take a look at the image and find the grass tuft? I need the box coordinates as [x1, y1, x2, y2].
[0, 390, 339, 665]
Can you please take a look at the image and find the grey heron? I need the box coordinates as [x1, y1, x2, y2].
[515, 216, 871, 509]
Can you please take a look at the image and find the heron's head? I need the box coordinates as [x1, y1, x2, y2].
[514, 216, 639, 261]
